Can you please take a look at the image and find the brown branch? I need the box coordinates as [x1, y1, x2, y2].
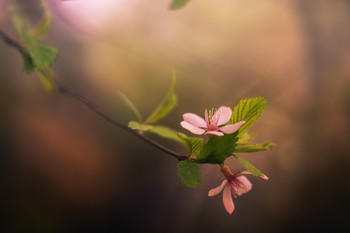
[0, 28, 187, 161]
[55, 80, 187, 161]
[0, 29, 32, 63]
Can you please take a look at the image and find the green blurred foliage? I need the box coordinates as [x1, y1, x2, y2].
[169, 0, 191, 10]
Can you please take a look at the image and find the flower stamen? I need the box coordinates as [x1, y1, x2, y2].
[205, 108, 217, 124]
[229, 177, 248, 198]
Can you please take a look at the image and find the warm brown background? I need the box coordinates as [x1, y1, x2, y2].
[1, 0, 350, 232]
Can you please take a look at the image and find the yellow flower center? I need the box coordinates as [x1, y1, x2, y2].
[205, 108, 218, 125]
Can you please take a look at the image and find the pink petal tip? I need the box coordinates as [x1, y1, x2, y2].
[223, 185, 235, 214]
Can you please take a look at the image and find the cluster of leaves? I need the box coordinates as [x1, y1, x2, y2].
[9, 0, 58, 90]
[9, 0, 189, 88]
[6, 0, 274, 190]
[124, 74, 182, 143]
[177, 97, 274, 187]
[122, 76, 274, 188]
[7, 0, 206, 90]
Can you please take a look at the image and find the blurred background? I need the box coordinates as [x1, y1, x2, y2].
[1, 0, 350, 232]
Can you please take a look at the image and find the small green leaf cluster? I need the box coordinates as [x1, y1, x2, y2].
[9, 0, 58, 90]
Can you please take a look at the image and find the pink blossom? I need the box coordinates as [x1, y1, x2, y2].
[180, 106, 246, 136]
[208, 167, 268, 214]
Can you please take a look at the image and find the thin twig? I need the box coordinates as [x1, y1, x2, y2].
[0, 29, 32, 62]
[55, 80, 187, 161]
[0, 28, 187, 161]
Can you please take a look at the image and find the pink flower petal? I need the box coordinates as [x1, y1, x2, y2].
[180, 121, 206, 135]
[216, 106, 232, 126]
[208, 180, 228, 197]
[183, 113, 207, 128]
[204, 130, 224, 136]
[235, 176, 252, 196]
[219, 121, 246, 134]
[223, 185, 235, 214]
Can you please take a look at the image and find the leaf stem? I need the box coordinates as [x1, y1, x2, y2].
[0, 29, 188, 161]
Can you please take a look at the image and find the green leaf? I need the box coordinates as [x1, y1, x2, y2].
[234, 142, 275, 153]
[21, 52, 36, 73]
[128, 121, 153, 131]
[10, 11, 26, 36]
[147, 125, 182, 143]
[9, 14, 35, 72]
[195, 133, 238, 164]
[233, 154, 264, 178]
[10, 3, 58, 72]
[145, 75, 177, 124]
[21, 28, 58, 71]
[37, 68, 55, 91]
[169, 0, 191, 10]
[128, 121, 181, 143]
[119, 92, 142, 122]
[177, 133, 205, 155]
[237, 132, 257, 145]
[33, 0, 52, 39]
[231, 97, 268, 137]
[177, 160, 201, 188]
